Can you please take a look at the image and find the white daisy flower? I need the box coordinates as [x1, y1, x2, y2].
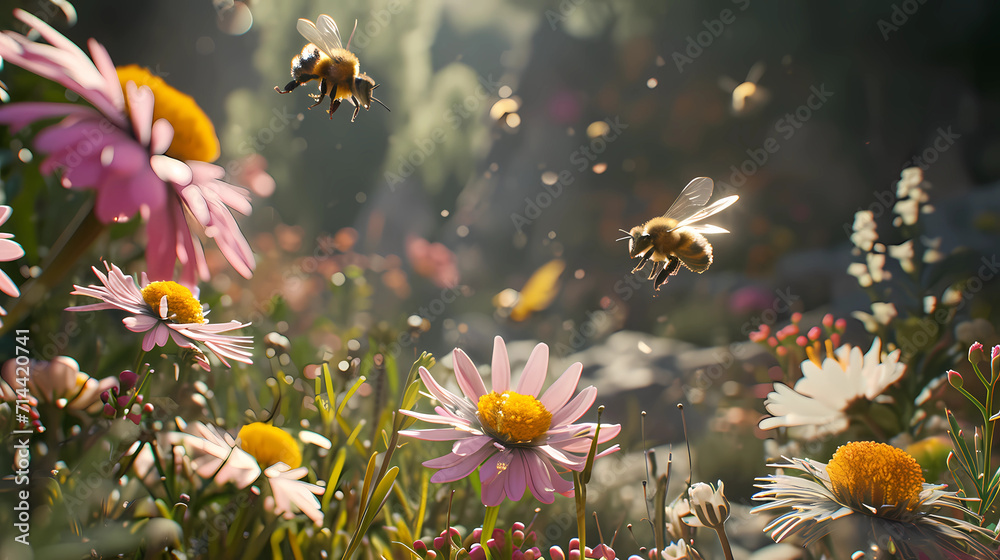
[758, 338, 905, 439]
[753, 441, 998, 560]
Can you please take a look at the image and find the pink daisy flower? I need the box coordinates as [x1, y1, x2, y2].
[401, 336, 621, 506]
[67, 261, 252, 370]
[0, 9, 254, 285]
[0, 205, 24, 326]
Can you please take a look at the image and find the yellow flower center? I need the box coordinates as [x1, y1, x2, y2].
[826, 441, 925, 515]
[476, 391, 552, 444]
[116, 64, 221, 162]
[238, 422, 302, 470]
[140, 281, 205, 324]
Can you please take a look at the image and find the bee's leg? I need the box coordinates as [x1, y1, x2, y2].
[328, 98, 342, 119]
[350, 96, 362, 122]
[631, 249, 653, 274]
[654, 258, 682, 290]
[647, 261, 663, 281]
[308, 80, 328, 108]
[274, 80, 299, 94]
[274, 74, 320, 94]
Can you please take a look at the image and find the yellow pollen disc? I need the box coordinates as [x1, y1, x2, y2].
[826, 441, 924, 515]
[116, 64, 221, 162]
[140, 281, 206, 324]
[238, 422, 302, 470]
[477, 391, 552, 444]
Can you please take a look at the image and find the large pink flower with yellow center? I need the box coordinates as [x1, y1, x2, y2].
[401, 336, 620, 506]
[0, 9, 253, 285]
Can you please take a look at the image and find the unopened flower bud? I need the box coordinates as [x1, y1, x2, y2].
[413, 540, 428, 557]
[947, 370, 963, 389]
[103, 403, 116, 417]
[100, 390, 110, 404]
[550, 546, 566, 560]
[688, 480, 730, 529]
[119, 370, 138, 391]
[822, 314, 834, 329]
[969, 342, 984, 365]
[992, 345, 1000, 376]
[660, 540, 691, 560]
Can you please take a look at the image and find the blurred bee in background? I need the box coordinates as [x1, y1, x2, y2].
[719, 61, 769, 116]
[620, 177, 738, 291]
[274, 14, 389, 121]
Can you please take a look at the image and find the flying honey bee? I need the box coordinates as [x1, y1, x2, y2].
[274, 14, 389, 121]
[619, 177, 738, 291]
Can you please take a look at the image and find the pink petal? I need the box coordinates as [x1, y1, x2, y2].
[428, 444, 494, 483]
[0, 270, 21, 298]
[86, 38, 125, 113]
[523, 450, 557, 503]
[479, 449, 513, 506]
[397, 428, 472, 441]
[124, 82, 154, 147]
[491, 336, 511, 393]
[453, 348, 488, 402]
[0, 206, 10, 225]
[150, 119, 175, 156]
[549, 386, 597, 427]
[416, 366, 469, 411]
[540, 362, 582, 412]
[0, 102, 96, 132]
[515, 343, 549, 397]
[504, 450, 528, 502]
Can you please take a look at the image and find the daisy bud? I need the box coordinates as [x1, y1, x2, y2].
[748, 330, 767, 343]
[834, 318, 847, 331]
[660, 540, 691, 560]
[513, 550, 524, 560]
[469, 528, 482, 543]
[590, 544, 615, 560]
[550, 546, 566, 560]
[469, 545, 486, 560]
[808, 326, 821, 341]
[688, 480, 730, 529]
[136, 394, 144, 404]
[947, 370, 963, 389]
[795, 335, 808, 347]
[100, 390, 111, 404]
[513, 529, 525, 547]
[969, 342, 984, 365]
[433, 536, 445, 550]
[776, 346, 788, 357]
[413, 540, 428, 558]
[427, 552, 438, 560]
[767, 337, 778, 348]
[119, 370, 138, 391]
[791, 312, 802, 324]
[143, 403, 154, 414]
[822, 314, 834, 329]
[526, 547, 541, 560]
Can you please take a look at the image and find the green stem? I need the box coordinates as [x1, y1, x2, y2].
[713, 526, 735, 560]
[573, 471, 587, 557]
[481, 504, 500, 560]
[0, 206, 108, 336]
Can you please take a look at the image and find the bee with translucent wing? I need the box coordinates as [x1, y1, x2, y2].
[619, 177, 738, 291]
[274, 14, 389, 121]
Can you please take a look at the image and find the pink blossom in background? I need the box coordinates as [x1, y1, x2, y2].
[406, 235, 460, 288]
